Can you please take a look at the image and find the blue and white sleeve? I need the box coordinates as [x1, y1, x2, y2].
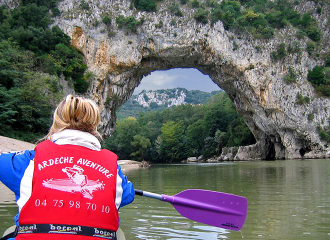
[115, 164, 135, 209]
[0, 150, 35, 199]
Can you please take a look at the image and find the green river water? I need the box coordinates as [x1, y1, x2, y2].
[1, 159, 330, 239]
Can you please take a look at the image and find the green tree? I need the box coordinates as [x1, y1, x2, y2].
[159, 121, 186, 162]
[104, 117, 140, 159]
[214, 129, 227, 154]
[186, 119, 207, 156]
[130, 134, 151, 160]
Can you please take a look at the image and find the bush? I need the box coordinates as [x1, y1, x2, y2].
[318, 126, 330, 142]
[191, 0, 200, 8]
[80, 0, 90, 10]
[116, 15, 143, 32]
[306, 40, 316, 55]
[308, 114, 314, 121]
[194, 8, 208, 24]
[102, 15, 111, 25]
[132, 0, 158, 12]
[210, 1, 241, 29]
[287, 41, 301, 54]
[308, 66, 325, 85]
[284, 67, 297, 84]
[296, 93, 309, 105]
[296, 93, 304, 104]
[168, 2, 183, 17]
[305, 26, 321, 42]
[325, 55, 330, 67]
[271, 43, 287, 61]
[206, 0, 320, 42]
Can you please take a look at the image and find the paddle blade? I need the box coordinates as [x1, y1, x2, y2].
[163, 189, 247, 231]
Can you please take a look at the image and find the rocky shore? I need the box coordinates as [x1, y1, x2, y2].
[186, 144, 262, 162]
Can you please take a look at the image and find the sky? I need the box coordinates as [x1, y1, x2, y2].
[133, 68, 221, 95]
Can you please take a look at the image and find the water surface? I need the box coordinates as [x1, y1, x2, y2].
[1, 159, 330, 239]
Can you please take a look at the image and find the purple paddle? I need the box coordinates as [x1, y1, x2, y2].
[135, 189, 248, 231]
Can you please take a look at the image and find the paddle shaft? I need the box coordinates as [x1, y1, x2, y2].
[135, 189, 162, 200]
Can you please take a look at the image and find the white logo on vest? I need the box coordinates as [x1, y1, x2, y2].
[42, 165, 106, 199]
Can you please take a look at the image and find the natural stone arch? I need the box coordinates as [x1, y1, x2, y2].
[54, 0, 330, 160]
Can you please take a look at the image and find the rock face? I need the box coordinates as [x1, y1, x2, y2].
[136, 89, 187, 108]
[33, 0, 330, 159]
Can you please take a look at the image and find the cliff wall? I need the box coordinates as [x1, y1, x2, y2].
[3, 0, 330, 159]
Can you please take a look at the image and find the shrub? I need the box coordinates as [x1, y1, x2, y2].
[308, 66, 325, 85]
[306, 40, 316, 55]
[233, 41, 238, 51]
[102, 15, 111, 25]
[132, 0, 158, 12]
[155, 20, 163, 28]
[325, 55, 330, 67]
[191, 0, 200, 8]
[194, 8, 208, 24]
[305, 26, 321, 42]
[315, 85, 330, 96]
[93, 20, 99, 27]
[308, 114, 314, 121]
[210, 1, 241, 29]
[116, 15, 143, 32]
[318, 126, 330, 142]
[284, 67, 297, 84]
[287, 41, 301, 54]
[80, 0, 90, 10]
[169, 2, 183, 17]
[296, 93, 309, 105]
[296, 30, 305, 39]
[271, 43, 287, 61]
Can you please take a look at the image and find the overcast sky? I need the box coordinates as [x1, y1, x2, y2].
[133, 68, 221, 95]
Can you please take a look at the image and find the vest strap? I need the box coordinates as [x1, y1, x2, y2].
[17, 224, 117, 240]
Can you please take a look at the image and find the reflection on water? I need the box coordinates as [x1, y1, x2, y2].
[1, 159, 330, 239]
[120, 160, 330, 240]
[0, 183, 16, 235]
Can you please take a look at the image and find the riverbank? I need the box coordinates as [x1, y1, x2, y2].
[0, 135, 35, 152]
[0, 135, 143, 171]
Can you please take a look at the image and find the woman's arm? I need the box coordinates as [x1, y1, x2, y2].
[116, 164, 135, 209]
[0, 150, 35, 197]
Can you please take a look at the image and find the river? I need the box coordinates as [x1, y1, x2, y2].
[1, 159, 330, 239]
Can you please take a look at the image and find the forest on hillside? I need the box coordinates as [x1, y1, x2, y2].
[0, 0, 90, 141]
[104, 92, 256, 162]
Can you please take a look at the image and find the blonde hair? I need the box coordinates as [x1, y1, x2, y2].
[44, 95, 102, 140]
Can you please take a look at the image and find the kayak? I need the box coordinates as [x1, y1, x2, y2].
[2, 226, 126, 240]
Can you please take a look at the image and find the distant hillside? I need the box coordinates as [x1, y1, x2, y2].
[117, 88, 222, 119]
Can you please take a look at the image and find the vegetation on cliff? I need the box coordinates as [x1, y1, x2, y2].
[104, 92, 256, 162]
[130, 0, 321, 41]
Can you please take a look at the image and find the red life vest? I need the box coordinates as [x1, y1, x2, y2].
[17, 140, 119, 240]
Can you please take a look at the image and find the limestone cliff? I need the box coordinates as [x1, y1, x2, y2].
[5, 0, 330, 160]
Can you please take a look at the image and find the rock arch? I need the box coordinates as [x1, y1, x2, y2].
[55, 0, 330, 160]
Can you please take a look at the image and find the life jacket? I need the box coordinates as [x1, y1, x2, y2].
[17, 140, 119, 240]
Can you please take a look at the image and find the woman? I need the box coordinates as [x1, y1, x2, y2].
[0, 95, 135, 240]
